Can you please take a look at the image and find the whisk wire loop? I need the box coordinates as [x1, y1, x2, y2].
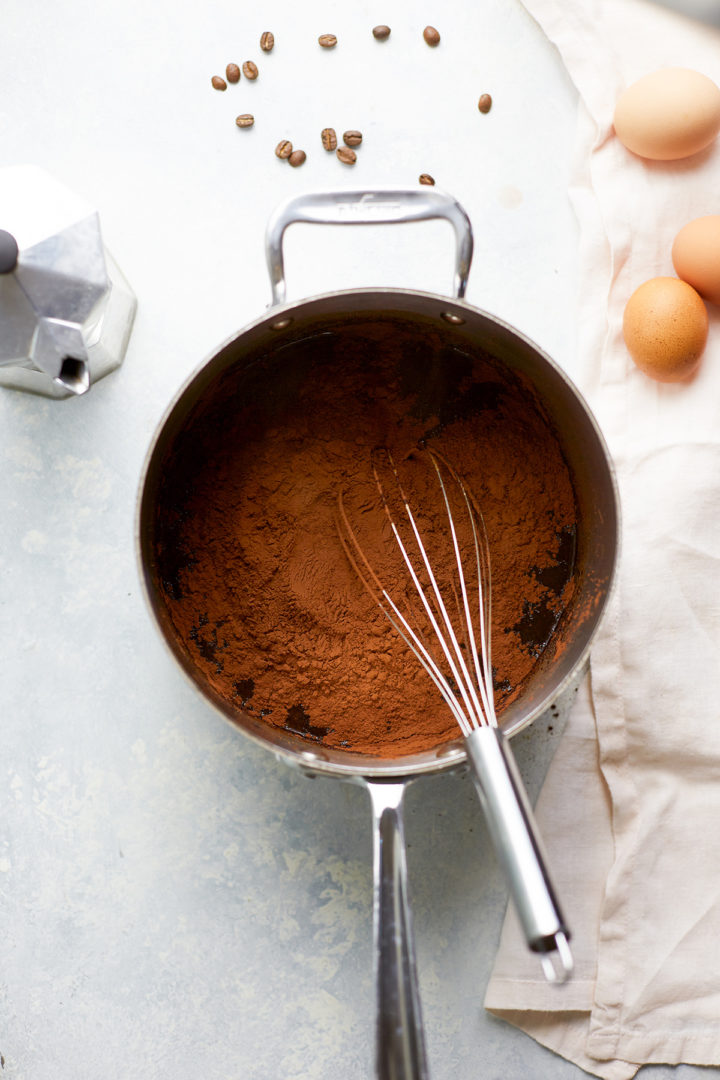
[336, 446, 498, 737]
[372, 449, 493, 734]
[336, 492, 471, 733]
[426, 451, 497, 727]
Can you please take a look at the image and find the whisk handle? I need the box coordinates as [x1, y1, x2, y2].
[465, 726, 573, 983]
[365, 780, 429, 1080]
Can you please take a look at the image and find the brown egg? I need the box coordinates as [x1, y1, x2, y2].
[622, 276, 708, 381]
[672, 215, 720, 305]
[613, 68, 720, 160]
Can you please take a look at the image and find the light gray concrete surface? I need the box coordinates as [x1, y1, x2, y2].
[0, 0, 708, 1076]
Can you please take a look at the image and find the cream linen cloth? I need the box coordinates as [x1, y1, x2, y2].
[484, 1, 720, 1076]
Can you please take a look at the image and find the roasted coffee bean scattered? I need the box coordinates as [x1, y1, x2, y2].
[336, 146, 357, 165]
[211, 75, 227, 91]
[321, 127, 338, 151]
[423, 25, 441, 46]
[226, 63, 240, 83]
[288, 149, 306, 167]
[372, 25, 391, 40]
[242, 61, 259, 80]
[260, 31, 274, 52]
[275, 139, 293, 159]
[478, 93, 493, 114]
[343, 129, 362, 147]
[318, 34, 337, 48]
[419, 173, 435, 186]
[235, 114, 255, 128]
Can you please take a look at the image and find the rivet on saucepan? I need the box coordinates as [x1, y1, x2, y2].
[435, 744, 464, 760]
[441, 311, 466, 325]
[300, 749, 329, 764]
[271, 316, 293, 330]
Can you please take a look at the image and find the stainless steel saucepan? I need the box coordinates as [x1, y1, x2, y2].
[137, 189, 619, 1080]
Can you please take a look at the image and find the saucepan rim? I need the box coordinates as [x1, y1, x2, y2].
[136, 284, 620, 781]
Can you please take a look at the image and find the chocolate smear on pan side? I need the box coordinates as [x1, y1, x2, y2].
[151, 317, 577, 758]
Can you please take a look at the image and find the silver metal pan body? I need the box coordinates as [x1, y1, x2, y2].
[136, 190, 620, 1080]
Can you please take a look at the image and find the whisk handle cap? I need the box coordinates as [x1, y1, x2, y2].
[465, 726, 573, 983]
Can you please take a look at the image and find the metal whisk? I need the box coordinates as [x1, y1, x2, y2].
[337, 446, 573, 984]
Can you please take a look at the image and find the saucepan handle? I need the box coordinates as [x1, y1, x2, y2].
[464, 726, 573, 984]
[264, 188, 474, 306]
[364, 779, 429, 1080]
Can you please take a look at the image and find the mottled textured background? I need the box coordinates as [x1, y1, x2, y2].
[1, 0, 702, 1077]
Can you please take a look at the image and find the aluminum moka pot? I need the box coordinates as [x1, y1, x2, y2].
[0, 165, 136, 398]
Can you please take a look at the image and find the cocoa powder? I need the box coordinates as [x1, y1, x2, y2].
[151, 316, 577, 757]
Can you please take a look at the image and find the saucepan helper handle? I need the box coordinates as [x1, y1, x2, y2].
[264, 188, 474, 306]
[365, 780, 429, 1080]
[464, 726, 573, 984]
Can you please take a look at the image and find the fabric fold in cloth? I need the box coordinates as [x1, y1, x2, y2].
[485, 1, 720, 1076]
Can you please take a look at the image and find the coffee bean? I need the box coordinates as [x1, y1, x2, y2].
[336, 147, 357, 165]
[226, 63, 240, 83]
[423, 25, 440, 46]
[372, 25, 391, 40]
[242, 61, 259, 80]
[478, 93, 493, 114]
[343, 130, 362, 147]
[235, 114, 255, 128]
[288, 150, 306, 167]
[419, 173, 435, 186]
[211, 75, 227, 91]
[318, 33, 337, 48]
[321, 127, 338, 151]
[275, 139, 293, 159]
[260, 31, 274, 52]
